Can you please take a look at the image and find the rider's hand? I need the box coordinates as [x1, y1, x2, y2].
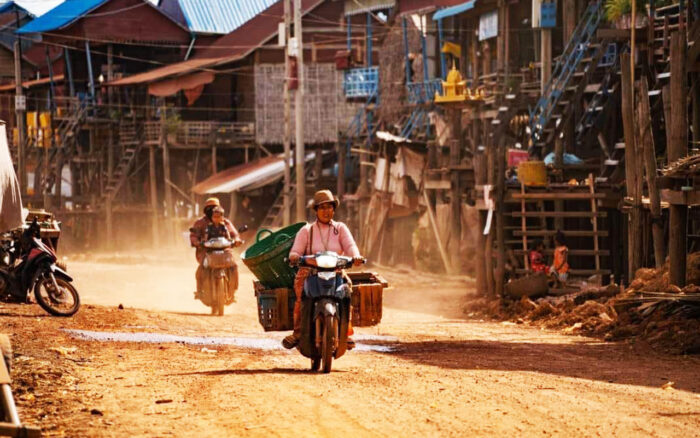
[352, 256, 364, 267]
[234, 238, 243, 247]
[289, 254, 300, 265]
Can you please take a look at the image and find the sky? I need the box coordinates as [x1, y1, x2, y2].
[0, 0, 159, 17]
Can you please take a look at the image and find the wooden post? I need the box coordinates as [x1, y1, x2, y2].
[450, 108, 462, 273]
[337, 143, 345, 203]
[149, 145, 159, 246]
[636, 77, 665, 268]
[294, 0, 306, 222]
[283, 0, 292, 226]
[553, 136, 564, 231]
[13, 41, 26, 196]
[496, 0, 505, 74]
[668, 32, 688, 287]
[563, 0, 576, 41]
[211, 146, 217, 174]
[541, 28, 552, 94]
[495, 137, 506, 296]
[621, 52, 642, 280]
[485, 125, 495, 297]
[161, 105, 174, 244]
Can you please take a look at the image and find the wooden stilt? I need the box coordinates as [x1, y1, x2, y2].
[588, 174, 601, 273]
[669, 32, 688, 287]
[636, 77, 665, 268]
[621, 52, 642, 280]
[149, 145, 159, 246]
[450, 109, 462, 272]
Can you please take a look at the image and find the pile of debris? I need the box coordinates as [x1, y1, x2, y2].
[501, 254, 700, 354]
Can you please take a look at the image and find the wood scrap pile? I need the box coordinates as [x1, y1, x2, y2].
[662, 152, 700, 177]
[500, 253, 700, 354]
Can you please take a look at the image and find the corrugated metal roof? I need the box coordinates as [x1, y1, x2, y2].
[344, 0, 395, 16]
[176, 0, 277, 35]
[192, 153, 316, 194]
[16, 0, 107, 33]
[432, 0, 475, 20]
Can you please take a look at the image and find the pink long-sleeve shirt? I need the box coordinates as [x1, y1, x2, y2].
[289, 220, 360, 258]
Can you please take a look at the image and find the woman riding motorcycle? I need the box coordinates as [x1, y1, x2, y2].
[283, 190, 363, 349]
[190, 197, 242, 299]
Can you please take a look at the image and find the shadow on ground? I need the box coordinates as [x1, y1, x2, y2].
[171, 368, 348, 376]
[383, 339, 700, 393]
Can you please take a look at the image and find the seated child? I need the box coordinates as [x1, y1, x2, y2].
[205, 206, 232, 241]
[549, 231, 569, 286]
[528, 239, 547, 274]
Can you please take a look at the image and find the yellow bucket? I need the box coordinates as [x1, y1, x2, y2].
[518, 160, 547, 186]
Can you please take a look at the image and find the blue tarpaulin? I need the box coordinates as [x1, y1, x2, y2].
[432, 0, 475, 21]
[16, 0, 107, 33]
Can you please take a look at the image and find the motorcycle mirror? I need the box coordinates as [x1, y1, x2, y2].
[188, 227, 197, 233]
[238, 224, 249, 233]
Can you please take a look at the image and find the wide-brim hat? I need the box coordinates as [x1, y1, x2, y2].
[204, 197, 220, 208]
[312, 189, 339, 209]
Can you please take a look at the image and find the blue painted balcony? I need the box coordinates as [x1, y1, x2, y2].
[343, 67, 379, 98]
[407, 79, 443, 104]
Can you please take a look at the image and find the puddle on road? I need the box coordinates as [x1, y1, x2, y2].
[64, 329, 395, 353]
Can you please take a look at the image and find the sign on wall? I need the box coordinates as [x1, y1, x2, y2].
[479, 10, 498, 41]
[540, 2, 557, 28]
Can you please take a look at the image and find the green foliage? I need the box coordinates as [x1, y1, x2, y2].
[604, 0, 645, 22]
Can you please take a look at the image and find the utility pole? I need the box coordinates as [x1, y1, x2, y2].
[13, 41, 26, 196]
[283, 0, 291, 225]
[294, 0, 305, 222]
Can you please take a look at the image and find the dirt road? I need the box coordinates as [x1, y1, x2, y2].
[2, 250, 699, 437]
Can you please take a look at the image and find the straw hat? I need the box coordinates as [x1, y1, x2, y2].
[204, 197, 220, 208]
[312, 190, 339, 209]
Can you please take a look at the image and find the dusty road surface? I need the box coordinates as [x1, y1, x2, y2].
[1, 249, 699, 437]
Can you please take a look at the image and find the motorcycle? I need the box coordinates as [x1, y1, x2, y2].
[195, 225, 247, 316]
[0, 218, 80, 316]
[292, 251, 365, 373]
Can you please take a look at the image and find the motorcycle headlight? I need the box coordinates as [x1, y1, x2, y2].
[315, 254, 338, 269]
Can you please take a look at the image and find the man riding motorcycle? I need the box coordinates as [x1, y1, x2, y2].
[283, 190, 363, 350]
[190, 198, 242, 300]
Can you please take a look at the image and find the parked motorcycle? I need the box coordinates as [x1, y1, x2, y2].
[0, 218, 80, 316]
[195, 225, 247, 316]
[291, 251, 365, 373]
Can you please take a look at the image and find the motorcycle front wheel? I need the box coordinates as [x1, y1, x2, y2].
[215, 276, 226, 316]
[34, 274, 80, 317]
[321, 314, 336, 373]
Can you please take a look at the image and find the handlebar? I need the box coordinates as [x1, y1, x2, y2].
[287, 253, 366, 269]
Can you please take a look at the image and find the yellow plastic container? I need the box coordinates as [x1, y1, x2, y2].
[518, 160, 547, 186]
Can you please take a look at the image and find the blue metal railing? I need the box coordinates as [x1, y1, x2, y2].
[343, 67, 379, 98]
[529, 0, 604, 146]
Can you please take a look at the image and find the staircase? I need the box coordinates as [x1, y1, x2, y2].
[102, 121, 143, 203]
[529, 0, 605, 152]
[399, 106, 430, 139]
[259, 159, 315, 229]
[343, 88, 379, 151]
